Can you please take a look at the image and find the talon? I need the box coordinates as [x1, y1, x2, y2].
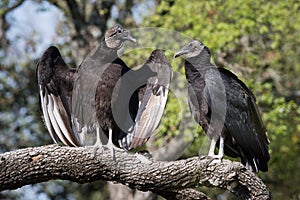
[208, 154, 223, 160]
[209, 157, 222, 165]
[135, 152, 152, 164]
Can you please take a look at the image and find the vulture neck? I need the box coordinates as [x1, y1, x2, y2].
[184, 50, 213, 75]
[91, 40, 119, 62]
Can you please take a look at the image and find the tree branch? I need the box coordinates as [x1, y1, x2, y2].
[0, 145, 271, 199]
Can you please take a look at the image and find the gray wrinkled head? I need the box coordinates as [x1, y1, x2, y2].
[174, 40, 209, 59]
[105, 25, 137, 49]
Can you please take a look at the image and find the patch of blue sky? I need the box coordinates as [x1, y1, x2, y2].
[6, 0, 64, 59]
[132, 0, 155, 24]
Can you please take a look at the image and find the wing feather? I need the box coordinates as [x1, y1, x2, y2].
[46, 92, 70, 145]
[129, 50, 172, 149]
[221, 68, 270, 172]
[130, 84, 169, 149]
[36, 46, 81, 146]
[39, 86, 60, 143]
[52, 94, 80, 146]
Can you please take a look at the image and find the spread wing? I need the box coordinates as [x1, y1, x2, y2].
[129, 50, 172, 149]
[36, 46, 81, 146]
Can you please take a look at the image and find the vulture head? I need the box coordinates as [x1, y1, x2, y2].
[105, 25, 137, 49]
[174, 40, 210, 59]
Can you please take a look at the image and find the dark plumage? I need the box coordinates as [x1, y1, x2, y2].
[36, 46, 81, 146]
[37, 24, 171, 156]
[174, 40, 270, 172]
[118, 49, 173, 149]
[36, 25, 137, 149]
[72, 41, 172, 152]
[68, 25, 138, 153]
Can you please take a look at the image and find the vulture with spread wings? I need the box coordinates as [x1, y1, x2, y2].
[36, 25, 172, 157]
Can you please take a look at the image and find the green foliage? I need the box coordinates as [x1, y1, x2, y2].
[257, 90, 300, 196]
[1, 0, 300, 199]
[146, 0, 300, 88]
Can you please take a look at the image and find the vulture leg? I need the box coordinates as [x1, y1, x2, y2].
[107, 128, 124, 161]
[93, 127, 103, 157]
[208, 137, 218, 157]
[208, 135, 224, 159]
[108, 128, 115, 160]
[218, 135, 225, 158]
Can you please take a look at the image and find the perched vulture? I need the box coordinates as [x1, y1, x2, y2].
[37, 25, 171, 157]
[72, 47, 172, 153]
[71, 24, 138, 156]
[174, 40, 270, 172]
[36, 25, 136, 149]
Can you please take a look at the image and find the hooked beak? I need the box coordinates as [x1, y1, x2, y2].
[173, 46, 191, 58]
[123, 31, 137, 44]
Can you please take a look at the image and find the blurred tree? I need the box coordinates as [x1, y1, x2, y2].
[1, 0, 300, 199]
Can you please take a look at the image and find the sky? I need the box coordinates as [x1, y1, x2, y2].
[5, 0, 155, 61]
[6, 0, 63, 59]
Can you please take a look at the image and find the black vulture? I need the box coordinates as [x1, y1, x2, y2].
[37, 25, 171, 158]
[72, 47, 172, 154]
[36, 25, 136, 149]
[174, 40, 270, 172]
[71, 25, 139, 157]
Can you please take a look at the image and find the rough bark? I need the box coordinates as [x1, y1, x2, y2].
[0, 144, 271, 200]
[108, 131, 194, 200]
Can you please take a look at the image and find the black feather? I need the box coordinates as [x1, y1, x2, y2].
[176, 41, 270, 172]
